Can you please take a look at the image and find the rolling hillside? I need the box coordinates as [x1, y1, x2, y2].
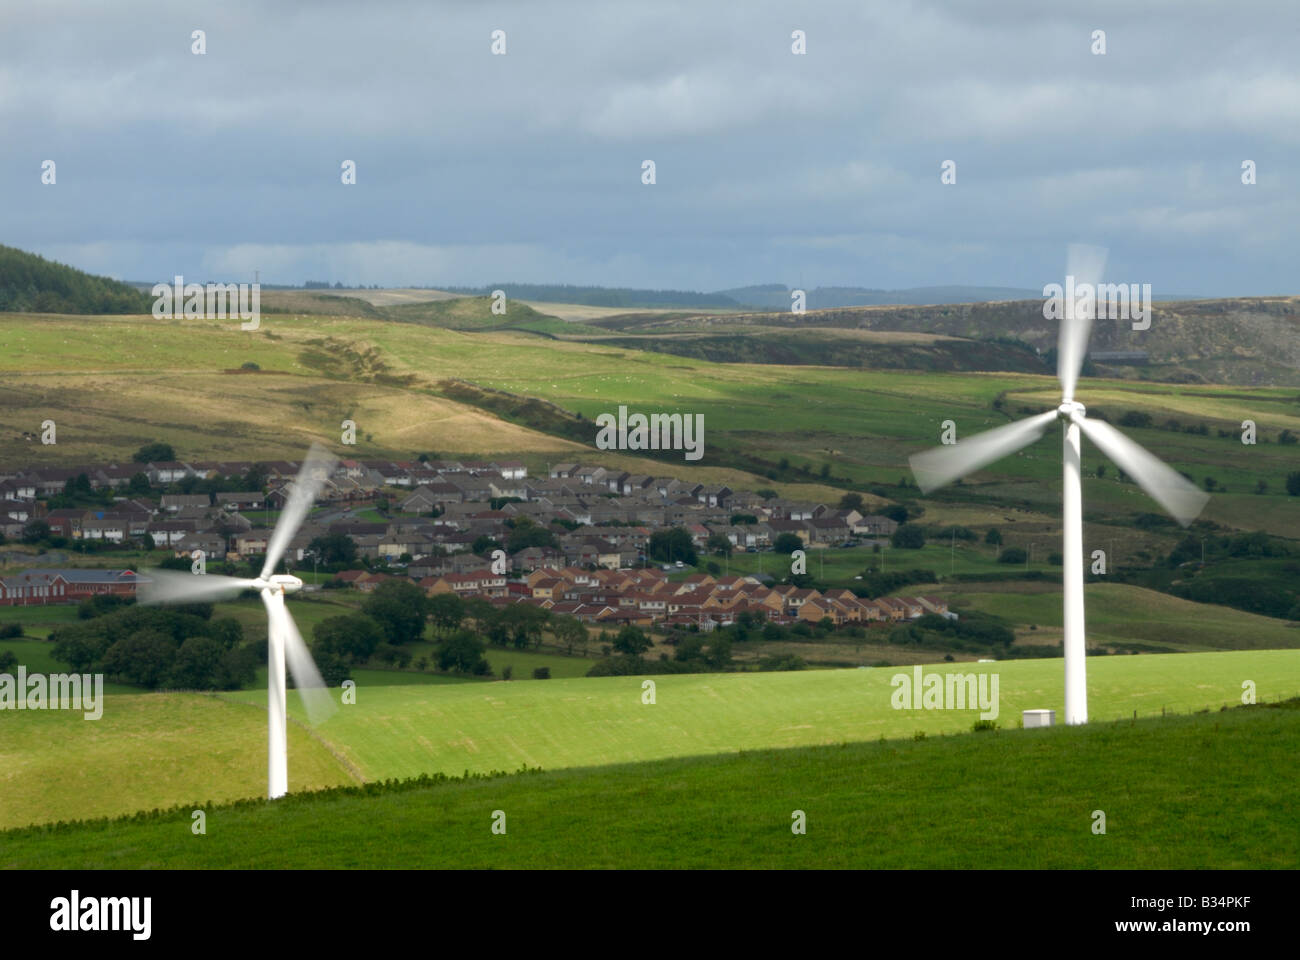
[3, 651, 1296, 830]
[0, 245, 151, 314]
[5, 701, 1297, 869]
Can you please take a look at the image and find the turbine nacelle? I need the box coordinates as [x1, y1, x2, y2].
[260, 574, 304, 596]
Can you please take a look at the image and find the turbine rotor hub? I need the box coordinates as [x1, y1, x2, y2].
[1057, 400, 1086, 422]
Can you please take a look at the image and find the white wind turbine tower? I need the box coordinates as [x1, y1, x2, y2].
[908, 245, 1209, 725]
[141, 443, 339, 797]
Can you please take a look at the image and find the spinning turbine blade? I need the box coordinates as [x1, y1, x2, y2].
[261, 442, 338, 579]
[138, 569, 256, 605]
[1057, 243, 1108, 401]
[1075, 416, 1209, 527]
[909, 411, 1057, 493]
[273, 599, 337, 725]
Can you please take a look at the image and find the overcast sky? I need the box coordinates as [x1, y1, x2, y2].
[4, 0, 1298, 294]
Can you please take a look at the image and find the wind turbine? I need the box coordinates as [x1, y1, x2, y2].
[141, 443, 339, 797]
[907, 245, 1208, 725]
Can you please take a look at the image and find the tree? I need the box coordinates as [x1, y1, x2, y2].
[471, 534, 502, 555]
[21, 520, 49, 544]
[132, 442, 175, 463]
[462, 596, 496, 633]
[984, 528, 1003, 546]
[437, 629, 488, 674]
[427, 593, 465, 634]
[505, 517, 557, 552]
[308, 533, 357, 567]
[362, 580, 430, 645]
[891, 524, 925, 549]
[311, 648, 353, 687]
[100, 630, 175, 688]
[313, 613, 384, 664]
[998, 547, 1028, 564]
[550, 614, 587, 656]
[497, 603, 549, 650]
[706, 532, 733, 557]
[165, 635, 226, 689]
[648, 527, 697, 565]
[613, 625, 652, 659]
[706, 635, 733, 669]
[128, 472, 152, 495]
[1287, 472, 1300, 497]
[773, 532, 803, 555]
[839, 492, 864, 512]
[882, 505, 909, 524]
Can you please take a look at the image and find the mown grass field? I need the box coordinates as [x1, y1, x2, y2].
[4, 703, 1296, 869]
[5, 650, 1295, 831]
[0, 693, 354, 830]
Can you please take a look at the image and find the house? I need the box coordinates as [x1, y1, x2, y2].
[853, 515, 900, 537]
[234, 529, 272, 556]
[696, 485, 732, 508]
[399, 487, 442, 514]
[215, 491, 265, 510]
[43, 508, 85, 538]
[80, 511, 129, 542]
[0, 478, 37, 500]
[146, 461, 194, 484]
[494, 460, 528, 480]
[149, 519, 199, 547]
[0, 499, 30, 523]
[918, 596, 951, 616]
[160, 493, 211, 512]
[175, 532, 228, 561]
[0, 569, 142, 606]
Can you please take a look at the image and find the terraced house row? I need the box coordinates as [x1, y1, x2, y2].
[337, 565, 952, 631]
[1, 458, 899, 571]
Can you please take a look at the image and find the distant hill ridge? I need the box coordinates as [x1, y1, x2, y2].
[0, 245, 150, 314]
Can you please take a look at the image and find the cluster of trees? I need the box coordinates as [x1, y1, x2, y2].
[0, 244, 152, 314]
[888, 611, 1016, 656]
[310, 583, 595, 680]
[50, 602, 255, 690]
[648, 527, 697, 565]
[588, 624, 738, 676]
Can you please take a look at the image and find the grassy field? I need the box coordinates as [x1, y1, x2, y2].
[2, 310, 1296, 535]
[0, 693, 354, 830]
[227, 649, 1298, 781]
[4, 702, 1296, 868]
[5, 650, 1295, 830]
[931, 582, 1300, 652]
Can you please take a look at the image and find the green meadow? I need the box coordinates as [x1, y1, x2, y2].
[4, 702, 1296, 869]
[4, 650, 1294, 830]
